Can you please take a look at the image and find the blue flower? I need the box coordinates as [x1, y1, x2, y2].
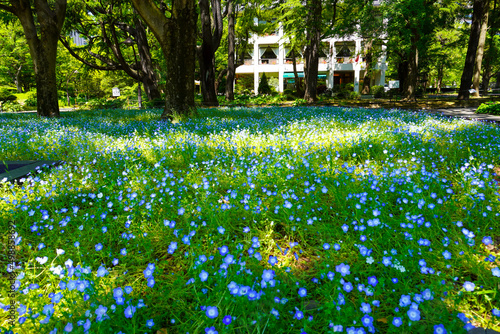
[95, 243, 103, 251]
[206, 306, 219, 319]
[199, 270, 209, 282]
[217, 226, 225, 234]
[262, 269, 275, 282]
[146, 319, 154, 328]
[492, 267, 500, 277]
[323, 243, 330, 250]
[294, 308, 304, 320]
[360, 302, 371, 314]
[482, 236, 492, 245]
[399, 294, 411, 307]
[219, 246, 229, 256]
[335, 263, 350, 276]
[343, 282, 353, 292]
[361, 314, 373, 327]
[95, 305, 108, 322]
[407, 308, 421, 321]
[222, 315, 232, 325]
[442, 250, 452, 260]
[64, 322, 73, 332]
[268, 255, 278, 266]
[463, 281, 475, 292]
[298, 287, 307, 297]
[392, 317, 403, 327]
[367, 276, 378, 287]
[124, 305, 136, 318]
[433, 324, 447, 334]
[492, 308, 500, 317]
[96, 266, 108, 277]
[243, 227, 250, 233]
[205, 327, 218, 334]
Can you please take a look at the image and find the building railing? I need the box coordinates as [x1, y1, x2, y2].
[243, 59, 254, 65]
[260, 58, 279, 65]
[285, 58, 304, 64]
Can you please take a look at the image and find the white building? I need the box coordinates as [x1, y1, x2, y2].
[235, 20, 387, 94]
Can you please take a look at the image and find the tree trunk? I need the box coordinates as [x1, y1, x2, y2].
[6, 0, 67, 117]
[198, 0, 223, 106]
[134, 12, 162, 101]
[437, 60, 444, 94]
[403, 31, 419, 102]
[361, 40, 373, 95]
[291, 48, 303, 97]
[472, 0, 489, 97]
[303, 0, 322, 103]
[398, 59, 408, 95]
[225, 0, 235, 101]
[458, 0, 488, 100]
[14, 64, 23, 93]
[131, 0, 197, 119]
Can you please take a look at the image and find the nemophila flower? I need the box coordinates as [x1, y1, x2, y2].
[327, 271, 335, 280]
[95, 305, 108, 321]
[492, 267, 500, 277]
[463, 281, 475, 292]
[434, 324, 447, 334]
[56, 249, 65, 255]
[442, 250, 452, 260]
[482, 236, 493, 245]
[323, 243, 330, 250]
[178, 207, 185, 215]
[205, 327, 218, 334]
[83, 319, 91, 332]
[298, 287, 307, 297]
[268, 255, 278, 266]
[492, 309, 500, 317]
[64, 322, 73, 332]
[294, 308, 304, 320]
[206, 306, 219, 319]
[382, 256, 392, 266]
[95, 243, 103, 251]
[96, 266, 108, 277]
[343, 282, 353, 292]
[262, 269, 275, 282]
[219, 245, 229, 256]
[148, 277, 156, 288]
[243, 227, 250, 233]
[392, 317, 403, 327]
[146, 319, 154, 328]
[367, 276, 378, 287]
[271, 308, 280, 319]
[36, 256, 48, 265]
[361, 314, 373, 327]
[336, 263, 350, 276]
[124, 305, 136, 318]
[360, 302, 372, 314]
[399, 295, 411, 307]
[217, 226, 225, 234]
[373, 208, 381, 217]
[223, 315, 232, 325]
[407, 308, 420, 321]
[199, 270, 209, 282]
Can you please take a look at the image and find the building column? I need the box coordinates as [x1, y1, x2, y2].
[279, 41, 285, 92]
[254, 43, 259, 94]
[354, 39, 362, 93]
[327, 39, 335, 89]
[378, 44, 387, 86]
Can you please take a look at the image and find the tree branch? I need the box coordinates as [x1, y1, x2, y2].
[59, 37, 123, 71]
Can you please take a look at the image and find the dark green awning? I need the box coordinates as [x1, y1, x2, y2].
[283, 73, 326, 79]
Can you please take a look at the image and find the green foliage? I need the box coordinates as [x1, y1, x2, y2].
[23, 91, 37, 107]
[334, 83, 360, 99]
[371, 85, 386, 98]
[1, 100, 22, 112]
[258, 73, 272, 95]
[476, 102, 500, 115]
[0, 88, 17, 102]
[84, 98, 126, 110]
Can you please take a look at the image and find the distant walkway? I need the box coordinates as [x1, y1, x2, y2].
[422, 107, 500, 126]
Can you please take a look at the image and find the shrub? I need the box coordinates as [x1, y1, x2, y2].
[143, 98, 165, 109]
[258, 73, 272, 95]
[317, 85, 327, 95]
[24, 91, 37, 107]
[0, 88, 17, 103]
[85, 98, 125, 110]
[371, 85, 385, 98]
[476, 101, 500, 115]
[1, 100, 22, 112]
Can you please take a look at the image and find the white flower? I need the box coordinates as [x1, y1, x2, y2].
[56, 249, 65, 255]
[366, 257, 374, 264]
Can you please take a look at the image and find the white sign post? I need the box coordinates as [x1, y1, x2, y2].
[112, 87, 120, 97]
[389, 80, 399, 89]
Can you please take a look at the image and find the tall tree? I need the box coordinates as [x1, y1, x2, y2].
[130, 0, 197, 119]
[60, 1, 161, 101]
[198, 0, 224, 106]
[0, 0, 67, 117]
[303, 0, 322, 103]
[458, 0, 489, 99]
[225, 0, 235, 101]
[472, 0, 490, 96]
[481, 0, 499, 95]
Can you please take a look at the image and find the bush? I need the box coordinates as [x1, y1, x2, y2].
[476, 101, 500, 115]
[1, 100, 22, 112]
[24, 91, 37, 107]
[258, 73, 272, 95]
[371, 85, 386, 98]
[85, 98, 125, 110]
[143, 98, 165, 109]
[0, 88, 17, 103]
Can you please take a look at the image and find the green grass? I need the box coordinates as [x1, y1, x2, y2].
[0, 106, 499, 334]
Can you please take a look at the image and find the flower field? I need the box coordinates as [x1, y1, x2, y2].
[0, 106, 499, 334]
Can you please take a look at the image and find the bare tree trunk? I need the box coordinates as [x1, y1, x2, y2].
[225, 0, 235, 101]
[3, 0, 67, 117]
[291, 48, 303, 97]
[131, 0, 197, 119]
[14, 64, 23, 93]
[472, 1, 489, 97]
[303, 0, 322, 103]
[361, 40, 373, 95]
[134, 12, 162, 101]
[437, 61, 444, 94]
[458, 0, 489, 100]
[198, 0, 223, 106]
[403, 30, 418, 102]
